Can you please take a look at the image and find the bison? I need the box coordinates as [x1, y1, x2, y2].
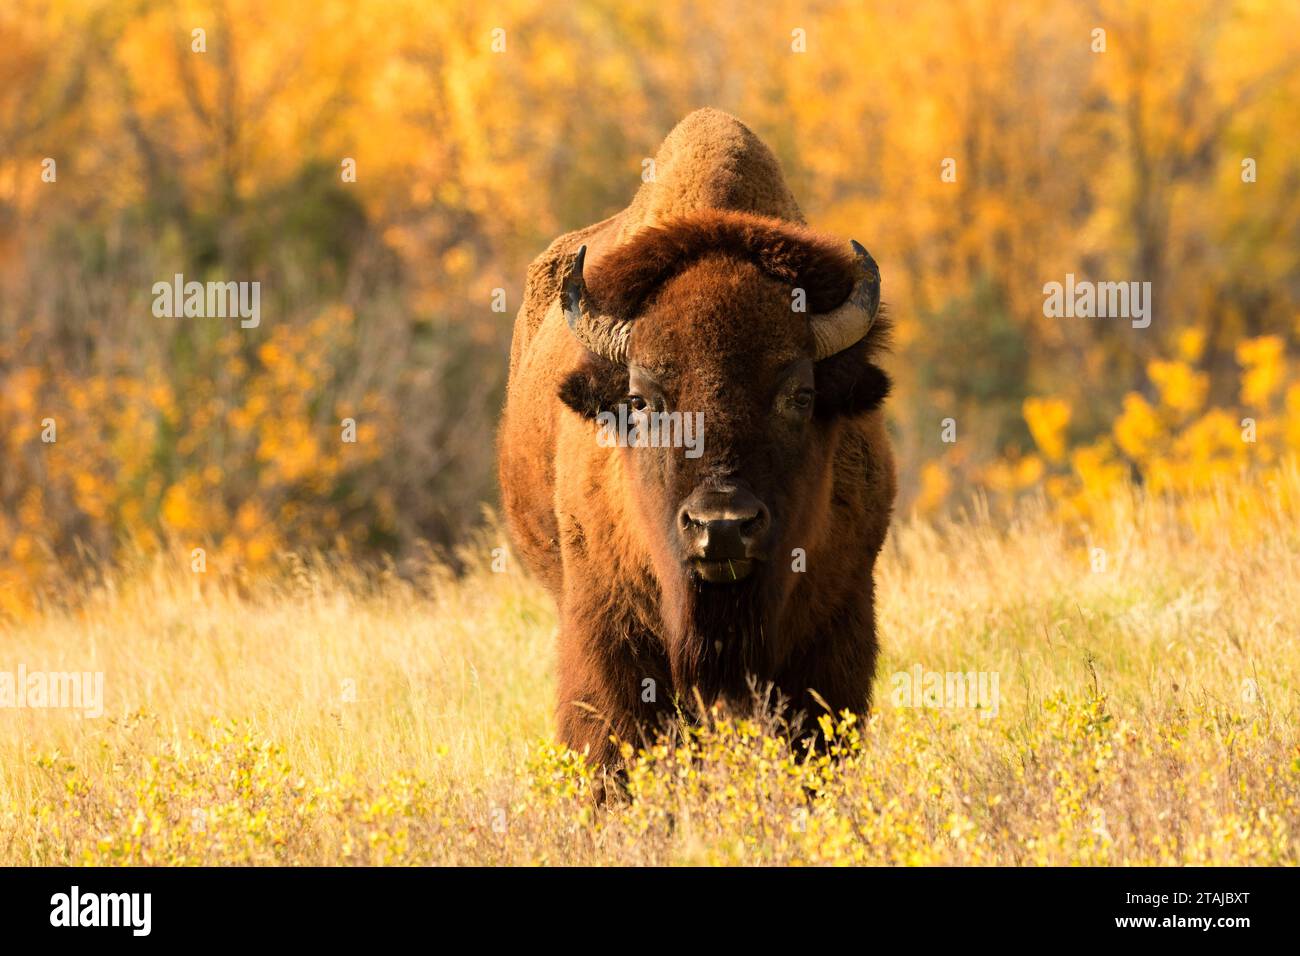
[498, 108, 896, 765]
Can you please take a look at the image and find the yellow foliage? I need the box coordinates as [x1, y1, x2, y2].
[1238, 335, 1286, 409]
[1110, 392, 1157, 461]
[1023, 397, 1071, 463]
[980, 453, 1044, 495]
[1016, 335, 1298, 518]
[0, 311, 392, 615]
[1147, 359, 1208, 419]
[914, 460, 952, 515]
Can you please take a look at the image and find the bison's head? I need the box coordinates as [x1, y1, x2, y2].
[558, 211, 890, 698]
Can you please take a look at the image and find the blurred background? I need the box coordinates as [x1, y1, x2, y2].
[2, 0, 1299, 612]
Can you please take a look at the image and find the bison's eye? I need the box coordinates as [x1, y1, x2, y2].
[627, 394, 649, 413]
[789, 388, 815, 413]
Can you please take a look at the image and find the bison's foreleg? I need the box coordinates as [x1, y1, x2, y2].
[553, 612, 670, 769]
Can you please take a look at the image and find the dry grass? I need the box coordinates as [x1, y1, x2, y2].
[2, 467, 1298, 865]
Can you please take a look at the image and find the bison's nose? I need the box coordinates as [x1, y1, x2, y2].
[677, 487, 771, 562]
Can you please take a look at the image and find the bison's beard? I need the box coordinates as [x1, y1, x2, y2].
[665, 570, 781, 709]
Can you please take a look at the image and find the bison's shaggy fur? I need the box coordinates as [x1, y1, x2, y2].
[585, 210, 864, 320]
[498, 109, 896, 765]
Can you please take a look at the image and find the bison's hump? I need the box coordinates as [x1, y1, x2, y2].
[618, 108, 805, 241]
[511, 110, 807, 349]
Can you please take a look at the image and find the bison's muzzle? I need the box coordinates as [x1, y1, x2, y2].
[677, 484, 771, 582]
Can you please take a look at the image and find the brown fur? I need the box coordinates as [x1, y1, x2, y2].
[498, 109, 896, 765]
[587, 210, 864, 321]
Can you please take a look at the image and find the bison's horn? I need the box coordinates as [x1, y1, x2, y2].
[562, 245, 634, 364]
[808, 240, 880, 360]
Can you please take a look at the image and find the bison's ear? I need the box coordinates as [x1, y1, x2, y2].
[813, 341, 891, 420]
[558, 353, 629, 420]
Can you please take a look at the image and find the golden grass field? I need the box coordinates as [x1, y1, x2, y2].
[2, 466, 1298, 866]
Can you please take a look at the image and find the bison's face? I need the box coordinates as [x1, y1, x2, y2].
[556, 212, 888, 694]
[621, 259, 824, 585]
